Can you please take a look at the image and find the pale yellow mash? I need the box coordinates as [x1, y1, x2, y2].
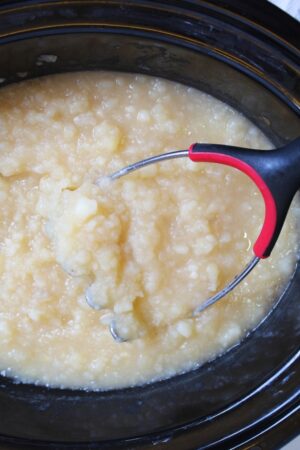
[0, 72, 298, 389]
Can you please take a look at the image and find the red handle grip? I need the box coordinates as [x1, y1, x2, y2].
[188, 144, 277, 259]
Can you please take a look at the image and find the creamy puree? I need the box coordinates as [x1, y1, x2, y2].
[0, 72, 298, 389]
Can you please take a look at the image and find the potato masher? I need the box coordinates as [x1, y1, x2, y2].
[90, 137, 300, 342]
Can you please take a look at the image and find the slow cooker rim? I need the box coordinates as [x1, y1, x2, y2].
[0, 0, 299, 53]
[0, 25, 299, 120]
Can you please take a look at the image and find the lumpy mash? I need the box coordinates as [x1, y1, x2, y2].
[0, 72, 298, 389]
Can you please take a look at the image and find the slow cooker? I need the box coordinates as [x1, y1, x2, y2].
[0, 1, 299, 449]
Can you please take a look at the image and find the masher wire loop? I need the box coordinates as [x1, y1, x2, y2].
[92, 138, 300, 343]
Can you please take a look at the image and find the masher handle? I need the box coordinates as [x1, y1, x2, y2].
[189, 137, 300, 258]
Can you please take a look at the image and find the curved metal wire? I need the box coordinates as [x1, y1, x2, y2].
[108, 257, 260, 342]
[109, 319, 128, 343]
[192, 256, 260, 316]
[109, 149, 189, 180]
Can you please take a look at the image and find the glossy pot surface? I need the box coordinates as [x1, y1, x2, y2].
[0, 1, 299, 449]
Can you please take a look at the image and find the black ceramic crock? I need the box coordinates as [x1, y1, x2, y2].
[0, 1, 299, 449]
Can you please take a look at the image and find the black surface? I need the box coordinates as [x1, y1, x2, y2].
[0, 1, 299, 449]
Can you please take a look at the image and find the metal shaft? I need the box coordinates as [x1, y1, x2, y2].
[193, 256, 260, 315]
[109, 150, 189, 180]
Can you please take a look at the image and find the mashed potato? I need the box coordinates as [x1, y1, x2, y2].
[0, 72, 298, 389]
